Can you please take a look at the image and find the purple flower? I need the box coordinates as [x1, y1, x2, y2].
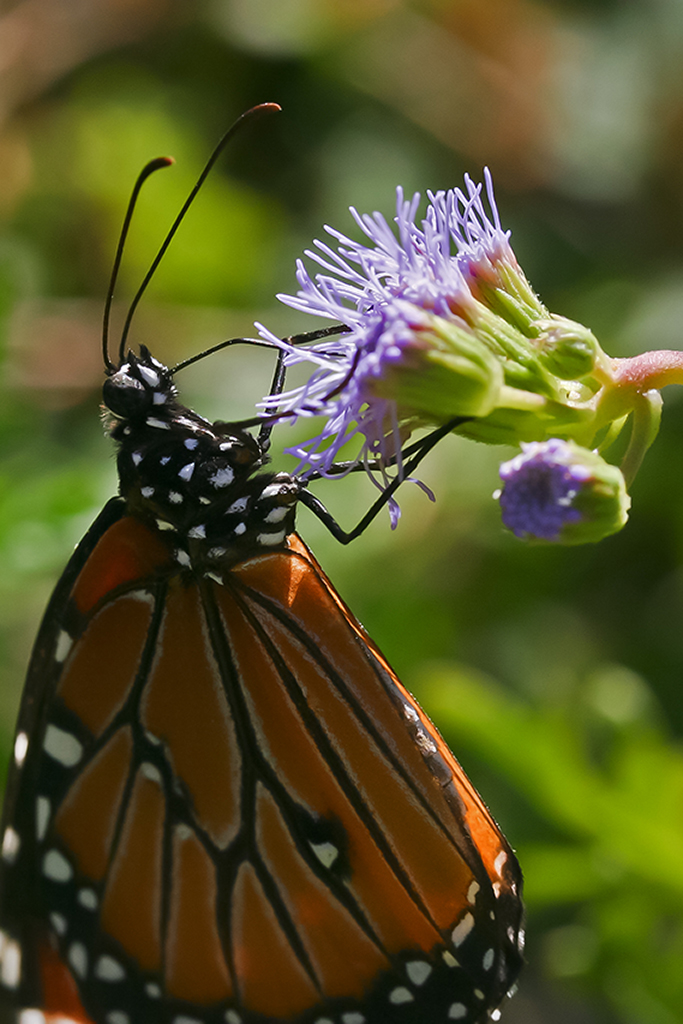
[257, 171, 523, 513]
[498, 440, 585, 540]
[497, 439, 630, 544]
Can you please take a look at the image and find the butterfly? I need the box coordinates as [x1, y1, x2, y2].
[0, 110, 524, 1024]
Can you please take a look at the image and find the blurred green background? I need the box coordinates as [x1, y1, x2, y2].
[2, 0, 683, 1021]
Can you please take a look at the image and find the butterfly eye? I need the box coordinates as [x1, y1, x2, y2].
[103, 370, 152, 419]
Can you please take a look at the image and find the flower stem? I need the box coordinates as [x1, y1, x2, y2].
[619, 390, 663, 488]
[612, 350, 683, 393]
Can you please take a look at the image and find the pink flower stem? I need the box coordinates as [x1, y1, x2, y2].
[611, 350, 683, 393]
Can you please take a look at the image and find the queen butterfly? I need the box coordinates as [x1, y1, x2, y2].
[0, 110, 524, 1024]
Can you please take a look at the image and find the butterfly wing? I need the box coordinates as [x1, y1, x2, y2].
[217, 532, 523, 1020]
[0, 499, 171, 1021]
[0, 500, 522, 1024]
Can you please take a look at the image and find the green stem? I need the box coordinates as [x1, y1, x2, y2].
[497, 385, 546, 411]
[594, 350, 683, 428]
[619, 391, 663, 488]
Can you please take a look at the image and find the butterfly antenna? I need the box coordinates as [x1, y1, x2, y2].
[117, 102, 282, 364]
[102, 156, 174, 372]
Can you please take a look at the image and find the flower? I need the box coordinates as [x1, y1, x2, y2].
[258, 171, 548, 487]
[497, 439, 630, 544]
[259, 169, 683, 538]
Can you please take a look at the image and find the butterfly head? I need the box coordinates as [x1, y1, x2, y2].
[103, 346, 179, 426]
[102, 346, 301, 564]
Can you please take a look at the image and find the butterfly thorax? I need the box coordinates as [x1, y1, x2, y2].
[103, 346, 300, 567]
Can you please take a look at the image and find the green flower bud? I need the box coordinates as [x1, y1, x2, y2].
[371, 314, 504, 419]
[535, 317, 600, 380]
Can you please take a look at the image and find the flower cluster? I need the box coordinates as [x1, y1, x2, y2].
[259, 171, 682, 542]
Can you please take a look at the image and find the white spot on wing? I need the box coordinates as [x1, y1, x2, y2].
[451, 912, 474, 947]
[341, 1015, 365, 1024]
[43, 725, 82, 767]
[49, 913, 67, 936]
[442, 950, 459, 967]
[43, 849, 73, 882]
[54, 630, 73, 663]
[483, 947, 495, 971]
[131, 451, 143, 466]
[95, 955, 126, 982]
[169, 492, 183, 504]
[152, 392, 167, 405]
[224, 1012, 242, 1024]
[0, 937, 21, 988]
[13, 732, 28, 766]
[146, 417, 170, 430]
[188, 525, 206, 539]
[68, 942, 87, 979]
[414, 727, 436, 753]
[78, 888, 98, 910]
[234, 523, 246, 535]
[18, 1011, 45, 1024]
[1, 828, 20, 864]
[184, 438, 198, 450]
[146, 982, 162, 998]
[178, 463, 195, 481]
[448, 1003, 467, 1020]
[406, 960, 432, 986]
[175, 549, 191, 567]
[106, 1013, 130, 1024]
[141, 763, 162, 783]
[494, 850, 507, 875]
[389, 987, 414, 1005]
[310, 841, 338, 868]
[36, 795, 51, 840]
[467, 880, 480, 904]
[141, 487, 154, 498]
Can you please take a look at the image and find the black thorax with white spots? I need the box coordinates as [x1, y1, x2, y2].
[103, 346, 300, 564]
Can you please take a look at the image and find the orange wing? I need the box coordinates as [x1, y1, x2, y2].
[0, 508, 522, 1024]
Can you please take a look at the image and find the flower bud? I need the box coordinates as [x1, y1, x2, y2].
[535, 317, 600, 380]
[497, 439, 631, 544]
[371, 314, 504, 420]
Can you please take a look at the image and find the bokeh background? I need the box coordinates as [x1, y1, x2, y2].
[2, 1, 683, 1021]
